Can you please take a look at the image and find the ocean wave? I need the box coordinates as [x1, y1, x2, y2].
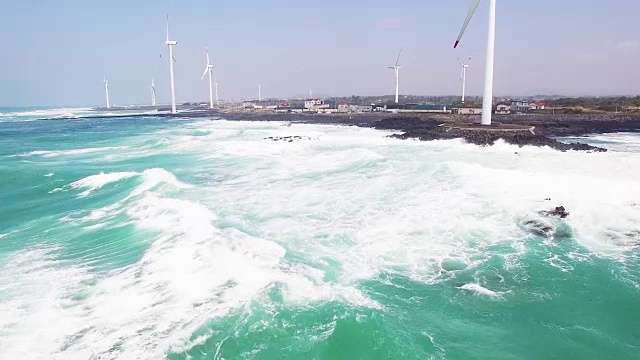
[3, 121, 640, 358]
[1, 165, 379, 359]
[70, 171, 138, 197]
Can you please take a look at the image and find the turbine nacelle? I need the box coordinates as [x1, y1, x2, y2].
[165, 40, 177, 46]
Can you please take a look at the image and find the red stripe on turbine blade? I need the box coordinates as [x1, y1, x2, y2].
[454, 41, 460, 49]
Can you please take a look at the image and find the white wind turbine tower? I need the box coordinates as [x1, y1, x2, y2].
[388, 47, 402, 103]
[103, 78, 110, 109]
[151, 78, 157, 106]
[214, 79, 219, 103]
[165, 14, 178, 114]
[201, 44, 214, 109]
[458, 57, 471, 103]
[454, 0, 496, 125]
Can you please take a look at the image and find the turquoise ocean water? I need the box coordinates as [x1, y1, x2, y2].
[0, 107, 639, 359]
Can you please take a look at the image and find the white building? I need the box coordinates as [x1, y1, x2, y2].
[529, 102, 546, 110]
[495, 103, 511, 114]
[349, 105, 373, 113]
[304, 98, 325, 109]
[337, 102, 350, 113]
[453, 107, 482, 115]
[511, 100, 530, 113]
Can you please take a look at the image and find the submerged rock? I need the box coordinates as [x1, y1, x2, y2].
[539, 206, 570, 219]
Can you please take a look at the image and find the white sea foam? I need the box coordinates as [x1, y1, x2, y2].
[0, 107, 94, 120]
[70, 171, 138, 197]
[2, 121, 640, 358]
[458, 283, 501, 297]
[0, 233, 8, 240]
[15, 146, 127, 158]
[2, 164, 376, 358]
[0, 107, 157, 122]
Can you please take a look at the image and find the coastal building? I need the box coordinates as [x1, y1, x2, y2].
[495, 103, 511, 114]
[529, 101, 546, 110]
[303, 98, 330, 112]
[511, 100, 530, 113]
[385, 104, 449, 113]
[452, 106, 482, 115]
[349, 105, 373, 113]
[337, 102, 350, 113]
[275, 102, 306, 113]
[243, 100, 262, 109]
[304, 99, 325, 109]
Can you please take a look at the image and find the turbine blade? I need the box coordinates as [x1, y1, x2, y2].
[454, 0, 481, 48]
[458, 57, 464, 66]
[172, 55, 177, 62]
[166, 14, 170, 42]
[395, 47, 403, 67]
[201, 67, 209, 80]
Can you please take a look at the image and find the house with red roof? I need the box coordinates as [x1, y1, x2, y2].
[529, 101, 546, 110]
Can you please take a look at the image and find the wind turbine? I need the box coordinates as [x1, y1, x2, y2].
[454, 0, 496, 125]
[201, 44, 214, 109]
[151, 78, 157, 106]
[458, 57, 471, 103]
[388, 47, 402, 103]
[103, 78, 110, 109]
[165, 14, 178, 114]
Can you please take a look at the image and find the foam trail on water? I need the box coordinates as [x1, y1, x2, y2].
[458, 283, 502, 297]
[14, 146, 127, 158]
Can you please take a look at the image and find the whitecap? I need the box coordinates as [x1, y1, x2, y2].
[458, 283, 501, 297]
[70, 171, 138, 197]
[14, 146, 127, 158]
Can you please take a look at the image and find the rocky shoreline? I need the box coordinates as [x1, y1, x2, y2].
[219, 112, 640, 151]
[372, 117, 608, 152]
[81, 108, 640, 151]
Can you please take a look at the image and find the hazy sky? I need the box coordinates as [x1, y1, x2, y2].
[2, 0, 639, 107]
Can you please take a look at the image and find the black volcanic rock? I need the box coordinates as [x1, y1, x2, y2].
[374, 117, 607, 152]
[540, 206, 570, 219]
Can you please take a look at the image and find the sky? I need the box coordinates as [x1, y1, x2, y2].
[1, 0, 639, 107]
